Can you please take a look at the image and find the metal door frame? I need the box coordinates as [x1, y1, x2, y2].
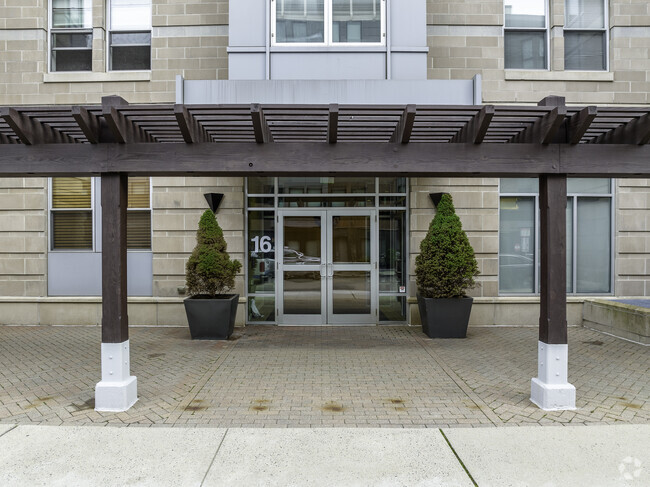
[326, 208, 377, 325]
[277, 208, 377, 325]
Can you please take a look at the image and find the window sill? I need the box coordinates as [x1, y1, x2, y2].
[505, 70, 614, 82]
[43, 71, 151, 83]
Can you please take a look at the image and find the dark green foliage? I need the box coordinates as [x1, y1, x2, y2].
[186, 210, 242, 297]
[415, 194, 479, 298]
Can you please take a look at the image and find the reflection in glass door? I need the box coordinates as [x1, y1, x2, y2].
[277, 210, 377, 325]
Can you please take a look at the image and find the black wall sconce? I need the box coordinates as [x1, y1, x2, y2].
[429, 192, 449, 208]
[204, 193, 224, 213]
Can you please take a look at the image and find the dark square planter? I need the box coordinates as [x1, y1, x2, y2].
[183, 294, 239, 340]
[417, 294, 473, 338]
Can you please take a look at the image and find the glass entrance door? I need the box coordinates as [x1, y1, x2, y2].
[278, 209, 377, 325]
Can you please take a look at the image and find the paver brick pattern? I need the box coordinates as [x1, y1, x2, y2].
[0, 325, 647, 427]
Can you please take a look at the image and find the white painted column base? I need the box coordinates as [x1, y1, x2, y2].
[95, 340, 138, 412]
[530, 341, 576, 411]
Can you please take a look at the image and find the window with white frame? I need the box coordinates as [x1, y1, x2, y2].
[50, 177, 152, 251]
[504, 0, 548, 69]
[499, 178, 613, 294]
[108, 0, 152, 71]
[273, 0, 385, 45]
[50, 0, 93, 72]
[564, 0, 607, 70]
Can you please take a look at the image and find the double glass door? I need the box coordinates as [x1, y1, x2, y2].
[278, 209, 377, 325]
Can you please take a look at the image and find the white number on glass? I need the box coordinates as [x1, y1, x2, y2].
[251, 235, 272, 253]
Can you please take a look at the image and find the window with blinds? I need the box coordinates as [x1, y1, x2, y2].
[51, 177, 93, 249]
[127, 177, 151, 249]
[51, 177, 152, 250]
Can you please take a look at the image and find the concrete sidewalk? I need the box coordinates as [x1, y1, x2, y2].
[0, 424, 647, 486]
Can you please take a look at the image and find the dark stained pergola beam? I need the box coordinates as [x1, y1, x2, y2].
[567, 106, 597, 144]
[2, 142, 650, 177]
[72, 106, 100, 144]
[597, 111, 650, 145]
[512, 106, 567, 144]
[174, 104, 196, 143]
[0, 107, 70, 145]
[0, 132, 15, 144]
[102, 96, 153, 143]
[328, 104, 338, 144]
[390, 104, 416, 144]
[251, 104, 273, 143]
[102, 96, 131, 144]
[450, 105, 494, 144]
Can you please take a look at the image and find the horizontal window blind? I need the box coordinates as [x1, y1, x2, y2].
[127, 210, 151, 249]
[52, 177, 92, 249]
[52, 177, 91, 208]
[52, 211, 93, 249]
[128, 177, 150, 208]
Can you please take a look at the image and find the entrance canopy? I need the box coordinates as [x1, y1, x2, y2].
[1, 95, 649, 177]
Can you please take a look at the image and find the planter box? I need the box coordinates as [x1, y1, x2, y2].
[183, 294, 239, 340]
[417, 295, 473, 338]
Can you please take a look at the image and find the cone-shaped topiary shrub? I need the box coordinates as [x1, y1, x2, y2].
[415, 194, 479, 298]
[186, 210, 242, 298]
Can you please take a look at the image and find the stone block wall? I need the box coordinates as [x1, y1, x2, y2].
[0, 178, 47, 297]
[0, 0, 229, 105]
[151, 176, 244, 297]
[409, 177, 499, 298]
[616, 179, 650, 296]
[427, 0, 650, 105]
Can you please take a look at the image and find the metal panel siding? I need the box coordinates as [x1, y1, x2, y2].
[229, 53, 267, 80]
[390, 0, 426, 48]
[182, 79, 476, 105]
[271, 52, 386, 80]
[390, 53, 428, 80]
[229, 0, 266, 47]
[48, 252, 153, 296]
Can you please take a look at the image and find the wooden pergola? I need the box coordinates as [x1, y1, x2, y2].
[1, 94, 649, 411]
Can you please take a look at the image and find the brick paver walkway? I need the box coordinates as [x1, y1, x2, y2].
[0, 325, 648, 427]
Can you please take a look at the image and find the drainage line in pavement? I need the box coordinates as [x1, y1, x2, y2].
[0, 424, 19, 439]
[439, 429, 478, 487]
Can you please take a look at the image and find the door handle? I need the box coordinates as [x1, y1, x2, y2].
[320, 263, 326, 278]
[328, 263, 333, 277]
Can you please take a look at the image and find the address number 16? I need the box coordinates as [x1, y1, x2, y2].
[251, 235, 272, 253]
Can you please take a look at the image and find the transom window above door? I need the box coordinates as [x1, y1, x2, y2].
[272, 0, 385, 45]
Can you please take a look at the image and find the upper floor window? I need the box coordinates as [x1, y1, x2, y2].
[50, 0, 93, 72]
[273, 0, 385, 45]
[564, 0, 607, 70]
[108, 0, 152, 70]
[504, 0, 548, 69]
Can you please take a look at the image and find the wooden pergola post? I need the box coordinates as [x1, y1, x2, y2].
[94, 172, 137, 411]
[531, 96, 576, 410]
[531, 174, 576, 410]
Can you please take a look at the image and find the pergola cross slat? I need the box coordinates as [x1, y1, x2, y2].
[1, 99, 649, 150]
